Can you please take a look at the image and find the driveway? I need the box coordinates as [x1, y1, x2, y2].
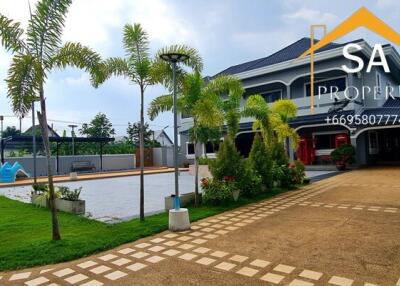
[1, 167, 400, 285]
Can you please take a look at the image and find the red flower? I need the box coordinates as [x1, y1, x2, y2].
[223, 176, 235, 182]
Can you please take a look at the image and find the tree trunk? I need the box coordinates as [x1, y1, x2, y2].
[194, 141, 199, 207]
[37, 87, 61, 241]
[139, 84, 145, 221]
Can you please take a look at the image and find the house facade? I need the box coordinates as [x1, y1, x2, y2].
[179, 38, 400, 166]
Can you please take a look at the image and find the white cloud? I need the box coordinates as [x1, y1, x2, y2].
[283, 8, 338, 25]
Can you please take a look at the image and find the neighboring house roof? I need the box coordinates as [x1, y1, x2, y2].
[153, 130, 173, 145]
[216, 37, 364, 76]
[24, 124, 60, 138]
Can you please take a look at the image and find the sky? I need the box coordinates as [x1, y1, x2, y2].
[0, 0, 399, 139]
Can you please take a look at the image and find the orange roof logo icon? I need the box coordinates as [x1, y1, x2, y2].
[300, 7, 400, 58]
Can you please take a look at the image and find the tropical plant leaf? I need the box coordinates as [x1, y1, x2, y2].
[123, 23, 152, 84]
[6, 54, 43, 116]
[270, 99, 297, 123]
[0, 14, 26, 52]
[152, 44, 203, 90]
[147, 94, 174, 120]
[51, 42, 103, 87]
[123, 23, 149, 61]
[27, 0, 72, 67]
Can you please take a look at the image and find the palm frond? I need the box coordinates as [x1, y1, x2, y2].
[156, 44, 203, 72]
[147, 94, 173, 120]
[6, 54, 43, 116]
[270, 99, 298, 123]
[242, 94, 269, 122]
[51, 42, 103, 87]
[0, 14, 26, 53]
[122, 23, 152, 85]
[123, 23, 149, 60]
[192, 97, 224, 127]
[152, 45, 203, 90]
[205, 74, 244, 110]
[27, 0, 72, 66]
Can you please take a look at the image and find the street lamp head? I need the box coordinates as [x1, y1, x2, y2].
[159, 53, 189, 63]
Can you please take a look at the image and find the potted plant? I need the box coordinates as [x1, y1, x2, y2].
[31, 185, 85, 214]
[330, 144, 356, 170]
[56, 186, 85, 214]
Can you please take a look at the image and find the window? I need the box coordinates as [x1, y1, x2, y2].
[205, 141, 220, 154]
[376, 73, 381, 90]
[368, 131, 379, 155]
[305, 77, 346, 97]
[187, 143, 195, 155]
[314, 134, 336, 150]
[261, 90, 282, 103]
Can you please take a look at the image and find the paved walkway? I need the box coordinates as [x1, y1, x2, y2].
[1, 167, 400, 285]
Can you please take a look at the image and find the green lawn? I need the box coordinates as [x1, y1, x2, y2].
[0, 187, 292, 271]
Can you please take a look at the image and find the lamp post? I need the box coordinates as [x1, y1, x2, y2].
[68, 124, 78, 156]
[0, 115, 3, 165]
[159, 52, 190, 231]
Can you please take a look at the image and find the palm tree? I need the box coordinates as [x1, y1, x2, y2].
[244, 96, 299, 151]
[96, 23, 202, 220]
[270, 99, 299, 149]
[148, 72, 243, 205]
[243, 94, 273, 145]
[205, 75, 244, 141]
[0, 0, 103, 240]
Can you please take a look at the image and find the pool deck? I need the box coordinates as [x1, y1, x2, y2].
[0, 167, 189, 188]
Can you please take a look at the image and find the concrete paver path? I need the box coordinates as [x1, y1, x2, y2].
[1, 167, 400, 285]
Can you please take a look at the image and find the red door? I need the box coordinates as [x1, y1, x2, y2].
[297, 137, 315, 165]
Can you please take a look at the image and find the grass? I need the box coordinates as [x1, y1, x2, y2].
[0, 187, 293, 271]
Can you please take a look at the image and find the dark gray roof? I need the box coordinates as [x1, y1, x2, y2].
[362, 98, 400, 118]
[216, 37, 364, 76]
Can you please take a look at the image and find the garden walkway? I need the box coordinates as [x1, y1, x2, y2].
[1, 167, 400, 285]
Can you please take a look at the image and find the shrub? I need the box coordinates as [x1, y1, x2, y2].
[198, 157, 214, 165]
[272, 142, 289, 166]
[201, 178, 235, 205]
[288, 160, 306, 185]
[32, 183, 48, 194]
[271, 161, 285, 185]
[248, 134, 273, 188]
[237, 160, 263, 197]
[330, 144, 356, 165]
[58, 186, 82, 201]
[210, 138, 244, 181]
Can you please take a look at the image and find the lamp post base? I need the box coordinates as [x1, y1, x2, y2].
[169, 208, 190, 231]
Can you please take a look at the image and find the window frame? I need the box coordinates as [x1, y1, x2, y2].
[259, 89, 283, 103]
[304, 76, 348, 98]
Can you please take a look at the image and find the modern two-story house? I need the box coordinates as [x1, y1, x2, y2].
[179, 37, 400, 167]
